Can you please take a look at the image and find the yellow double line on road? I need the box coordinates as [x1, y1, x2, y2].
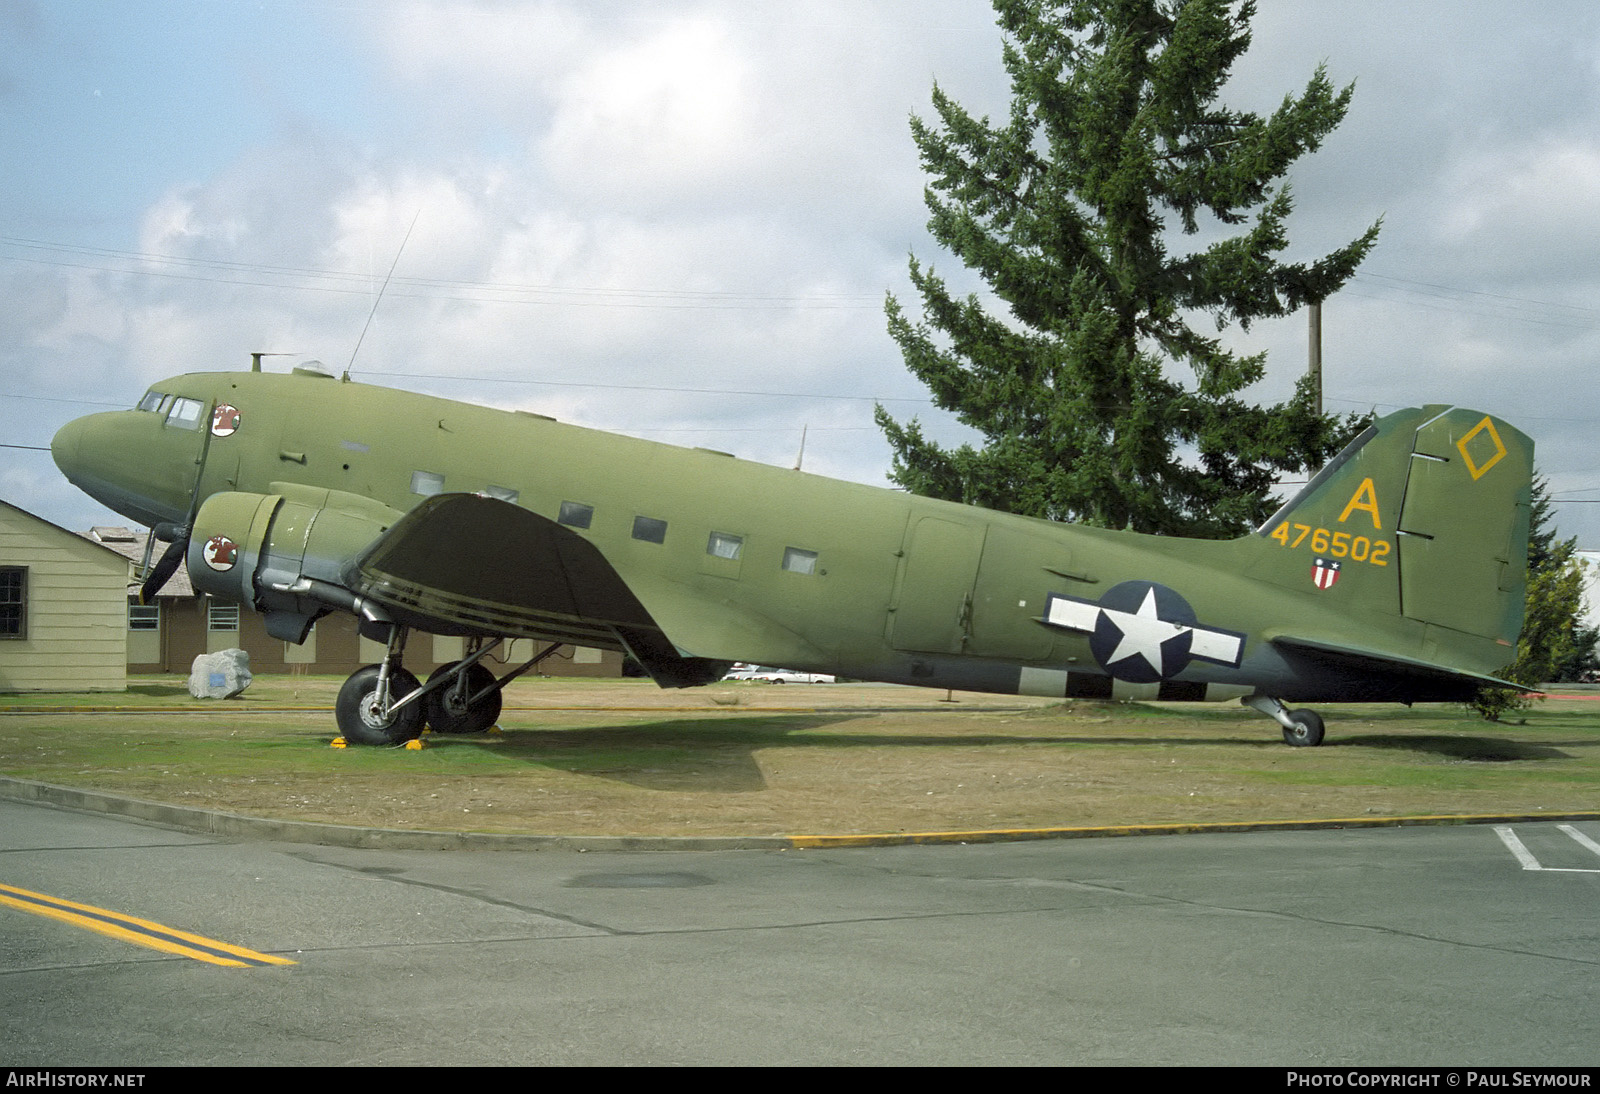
[0, 882, 295, 967]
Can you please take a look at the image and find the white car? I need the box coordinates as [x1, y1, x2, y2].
[723, 664, 836, 683]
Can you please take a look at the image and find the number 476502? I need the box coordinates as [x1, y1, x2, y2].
[1270, 523, 1390, 566]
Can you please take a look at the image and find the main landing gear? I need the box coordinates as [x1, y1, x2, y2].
[333, 629, 567, 746]
[1244, 695, 1326, 747]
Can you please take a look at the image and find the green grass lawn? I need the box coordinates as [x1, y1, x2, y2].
[2, 677, 1596, 836]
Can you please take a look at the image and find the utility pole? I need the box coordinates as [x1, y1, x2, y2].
[1308, 301, 1323, 415]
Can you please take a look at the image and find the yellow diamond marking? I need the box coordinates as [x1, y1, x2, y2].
[1456, 416, 1507, 481]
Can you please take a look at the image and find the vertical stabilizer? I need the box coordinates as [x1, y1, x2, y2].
[1253, 405, 1532, 649]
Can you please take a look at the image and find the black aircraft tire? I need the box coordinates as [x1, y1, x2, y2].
[336, 665, 425, 746]
[1282, 709, 1326, 747]
[423, 662, 502, 734]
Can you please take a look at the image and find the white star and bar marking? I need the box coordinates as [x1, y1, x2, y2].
[1044, 586, 1244, 679]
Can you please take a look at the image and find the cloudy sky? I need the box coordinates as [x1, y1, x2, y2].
[4, 0, 1600, 546]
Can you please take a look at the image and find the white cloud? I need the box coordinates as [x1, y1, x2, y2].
[542, 19, 752, 201]
[1433, 136, 1600, 284]
[373, 0, 587, 99]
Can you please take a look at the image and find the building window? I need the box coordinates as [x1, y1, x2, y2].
[208, 603, 240, 631]
[558, 501, 594, 529]
[0, 567, 26, 639]
[632, 516, 668, 544]
[411, 470, 445, 496]
[707, 531, 743, 560]
[128, 603, 160, 631]
[782, 547, 818, 575]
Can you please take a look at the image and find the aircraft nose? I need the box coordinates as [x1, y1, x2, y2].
[50, 417, 85, 480]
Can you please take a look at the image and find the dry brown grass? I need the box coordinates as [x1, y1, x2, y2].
[4, 677, 1598, 836]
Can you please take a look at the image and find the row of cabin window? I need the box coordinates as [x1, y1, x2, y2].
[136, 391, 205, 430]
[412, 472, 820, 576]
[555, 500, 818, 574]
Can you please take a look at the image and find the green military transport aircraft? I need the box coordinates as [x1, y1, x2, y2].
[51, 361, 1533, 747]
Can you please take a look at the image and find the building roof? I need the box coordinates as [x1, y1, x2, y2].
[80, 525, 195, 598]
[1, 499, 132, 567]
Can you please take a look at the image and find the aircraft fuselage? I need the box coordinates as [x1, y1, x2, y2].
[52, 368, 1531, 728]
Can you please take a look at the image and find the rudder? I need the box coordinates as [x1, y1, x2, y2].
[1394, 407, 1532, 644]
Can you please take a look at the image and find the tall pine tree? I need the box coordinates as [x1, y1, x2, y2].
[878, 0, 1379, 537]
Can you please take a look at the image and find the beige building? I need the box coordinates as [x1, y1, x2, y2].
[0, 500, 129, 692]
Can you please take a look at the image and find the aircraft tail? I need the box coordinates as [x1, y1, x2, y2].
[1253, 405, 1533, 654]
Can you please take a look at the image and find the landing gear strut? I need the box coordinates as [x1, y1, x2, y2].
[1244, 695, 1326, 747]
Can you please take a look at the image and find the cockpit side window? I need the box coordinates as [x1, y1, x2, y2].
[164, 397, 204, 430]
[136, 391, 166, 412]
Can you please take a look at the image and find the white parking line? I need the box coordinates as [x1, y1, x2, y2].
[1494, 824, 1600, 873]
[1557, 824, 1600, 857]
[1494, 826, 1542, 870]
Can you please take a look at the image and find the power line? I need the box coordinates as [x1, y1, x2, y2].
[0, 235, 883, 312]
[353, 370, 934, 404]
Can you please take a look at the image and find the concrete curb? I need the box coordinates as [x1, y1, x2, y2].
[4, 775, 1597, 852]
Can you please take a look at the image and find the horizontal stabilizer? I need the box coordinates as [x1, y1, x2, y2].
[1270, 634, 1532, 693]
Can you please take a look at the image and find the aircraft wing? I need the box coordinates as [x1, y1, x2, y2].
[350, 493, 817, 687]
[1268, 634, 1533, 694]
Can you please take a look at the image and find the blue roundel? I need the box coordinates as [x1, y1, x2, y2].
[1087, 581, 1199, 683]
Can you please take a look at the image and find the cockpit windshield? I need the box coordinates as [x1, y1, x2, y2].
[164, 397, 204, 430]
[136, 390, 167, 412]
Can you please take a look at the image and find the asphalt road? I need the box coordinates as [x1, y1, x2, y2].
[1, 799, 1597, 1066]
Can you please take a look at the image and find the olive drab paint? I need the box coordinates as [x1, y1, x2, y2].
[52, 369, 1535, 747]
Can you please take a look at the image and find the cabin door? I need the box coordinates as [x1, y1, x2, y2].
[889, 516, 987, 654]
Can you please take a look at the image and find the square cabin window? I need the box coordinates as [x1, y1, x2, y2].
[482, 485, 519, 504]
[411, 470, 445, 496]
[706, 531, 743, 560]
[782, 547, 818, 575]
[632, 516, 668, 544]
[558, 501, 594, 529]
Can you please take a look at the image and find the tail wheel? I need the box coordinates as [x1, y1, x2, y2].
[1282, 709, 1326, 747]
[424, 662, 502, 734]
[336, 665, 424, 746]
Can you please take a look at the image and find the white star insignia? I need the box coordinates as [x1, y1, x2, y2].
[1104, 587, 1189, 676]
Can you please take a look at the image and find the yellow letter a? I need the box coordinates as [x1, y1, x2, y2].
[1337, 478, 1382, 529]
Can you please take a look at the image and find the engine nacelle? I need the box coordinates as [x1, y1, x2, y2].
[187, 485, 402, 642]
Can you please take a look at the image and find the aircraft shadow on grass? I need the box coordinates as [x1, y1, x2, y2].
[391, 710, 1577, 791]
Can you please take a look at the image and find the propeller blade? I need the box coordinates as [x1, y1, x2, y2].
[139, 537, 187, 605]
[138, 400, 215, 605]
